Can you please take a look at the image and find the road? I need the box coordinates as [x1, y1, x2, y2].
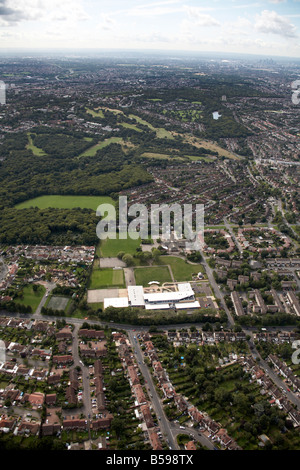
[127, 329, 178, 450]
[199, 249, 235, 326]
[277, 198, 299, 241]
[198, 249, 300, 412]
[169, 422, 214, 450]
[1, 284, 300, 449]
[70, 323, 93, 422]
[245, 328, 300, 411]
[223, 217, 243, 254]
[34, 282, 56, 316]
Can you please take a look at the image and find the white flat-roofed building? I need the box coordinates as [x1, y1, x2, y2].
[175, 301, 200, 310]
[145, 303, 171, 310]
[177, 283, 195, 295]
[104, 282, 196, 311]
[143, 283, 195, 308]
[104, 297, 129, 309]
[128, 285, 145, 307]
[143, 291, 194, 304]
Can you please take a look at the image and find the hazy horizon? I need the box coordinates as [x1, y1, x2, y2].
[1, 1, 300, 58]
[0, 47, 299, 63]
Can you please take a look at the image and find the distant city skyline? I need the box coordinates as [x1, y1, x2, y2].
[0, 0, 300, 58]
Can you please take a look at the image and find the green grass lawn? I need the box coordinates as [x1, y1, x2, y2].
[185, 155, 215, 162]
[88, 267, 125, 289]
[89, 302, 104, 311]
[120, 122, 142, 132]
[46, 295, 72, 312]
[15, 195, 115, 210]
[141, 152, 184, 161]
[26, 133, 47, 156]
[134, 265, 172, 286]
[78, 137, 124, 157]
[129, 114, 174, 140]
[100, 233, 142, 257]
[293, 225, 300, 236]
[86, 107, 105, 118]
[158, 256, 204, 281]
[15, 284, 46, 312]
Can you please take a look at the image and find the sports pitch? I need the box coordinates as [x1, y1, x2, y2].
[47, 296, 70, 311]
[15, 195, 115, 210]
[88, 267, 125, 290]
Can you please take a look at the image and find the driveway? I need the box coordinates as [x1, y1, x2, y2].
[124, 267, 135, 287]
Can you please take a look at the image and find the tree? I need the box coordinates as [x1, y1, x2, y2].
[122, 253, 134, 266]
[152, 248, 161, 262]
[111, 417, 126, 438]
[117, 251, 125, 260]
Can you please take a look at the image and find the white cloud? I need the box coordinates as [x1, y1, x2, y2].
[0, 0, 90, 25]
[98, 13, 116, 31]
[255, 10, 298, 37]
[268, 0, 286, 4]
[182, 6, 221, 27]
[125, 0, 183, 17]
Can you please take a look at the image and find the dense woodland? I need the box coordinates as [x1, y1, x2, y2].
[0, 207, 99, 245]
[0, 72, 279, 245]
[0, 131, 153, 245]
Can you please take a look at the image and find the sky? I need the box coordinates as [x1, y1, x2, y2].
[0, 0, 300, 57]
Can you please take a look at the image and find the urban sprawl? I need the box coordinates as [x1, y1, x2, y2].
[0, 52, 299, 451]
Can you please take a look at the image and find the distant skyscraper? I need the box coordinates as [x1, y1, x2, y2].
[0, 81, 6, 105]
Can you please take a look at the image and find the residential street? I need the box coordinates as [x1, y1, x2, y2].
[127, 329, 178, 450]
[199, 248, 235, 326]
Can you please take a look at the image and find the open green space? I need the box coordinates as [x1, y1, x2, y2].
[15, 195, 115, 210]
[134, 265, 172, 286]
[141, 152, 184, 161]
[185, 155, 216, 162]
[78, 137, 124, 157]
[85, 107, 105, 118]
[88, 267, 125, 289]
[178, 133, 242, 160]
[120, 122, 142, 132]
[26, 133, 47, 156]
[163, 109, 203, 123]
[129, 114, 174, 140]
[100, 233, 142, 257]
[158, 256, 204, 281]
[47, 295, 71, 312]
[15, 284, 46, 312]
